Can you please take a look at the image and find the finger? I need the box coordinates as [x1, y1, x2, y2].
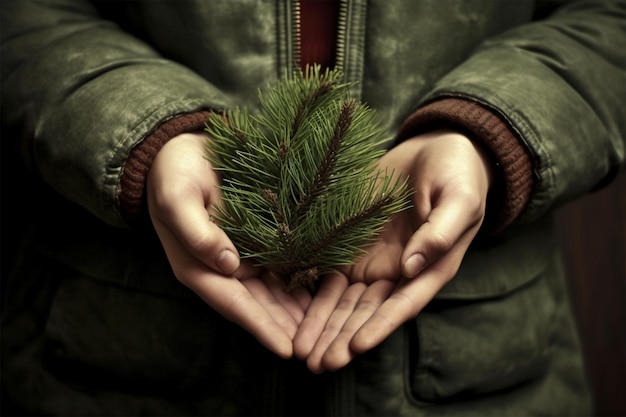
[233, 260, 262, 280]
[401, 191, 483, 278]
[293, 273, 349, 360]
[345, 212, 412, 284]
[194, 275, 294, 359]
[349, 277, 435, 354]
[262, 271, 311, 325]
[151, 189, 241, 276]
[304, 281, 366, 373]
[320, 279, 396, 372]
[352, 234, 473, 354]
[147, 136, 241, 276]
[240, 277, 301, 339]
[154, 220, 294, 359]
[292, 285, 313, 312]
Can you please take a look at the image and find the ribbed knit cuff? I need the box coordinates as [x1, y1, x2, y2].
[118, 110, 212, 224]
[397, 98, 534, 233]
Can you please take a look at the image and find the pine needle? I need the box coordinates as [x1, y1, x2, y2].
[205, 65, 411, 291]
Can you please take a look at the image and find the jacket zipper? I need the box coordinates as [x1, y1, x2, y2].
[273, 2, 362, 415]
[335, 0, 367, 99]
[335, 0, 348, 73]
[292, 0, 302, 71]
[290, 0, 364, 99]
[292, 0, 344, 72]
[292, 0, 346, 74]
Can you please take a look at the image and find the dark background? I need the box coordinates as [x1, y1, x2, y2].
[556, 170, 625, 417]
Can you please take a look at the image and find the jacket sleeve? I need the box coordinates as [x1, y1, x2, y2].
[404, 0, 625, 226]
[0, 0, 233, 227]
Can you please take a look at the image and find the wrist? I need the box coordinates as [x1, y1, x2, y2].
[468, 133, 497, 190]
[398, 98, 534, 232]
[118, 111, 211, 225]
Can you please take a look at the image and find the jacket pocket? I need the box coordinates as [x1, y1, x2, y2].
[25, 263, 277, 416]
[409, 220, 558, 401]
[43, 274, 230, 394]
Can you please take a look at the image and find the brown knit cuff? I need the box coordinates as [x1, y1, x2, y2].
[118, 110, 212, 224]
[397, 98, 534, 233]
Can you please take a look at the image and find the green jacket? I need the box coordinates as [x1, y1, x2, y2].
[1, 0, 624, 415]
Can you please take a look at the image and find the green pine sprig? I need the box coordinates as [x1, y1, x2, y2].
[205, 65, 411, 291]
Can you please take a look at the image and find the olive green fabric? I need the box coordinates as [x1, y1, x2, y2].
[2, 0, 624, 415]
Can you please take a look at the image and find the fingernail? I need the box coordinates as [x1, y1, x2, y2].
[404, 253, 426, 278]
[216, 249, 239, 275]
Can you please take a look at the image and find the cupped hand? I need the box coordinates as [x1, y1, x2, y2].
[293, 131, 494, 372]
[147, 133, 311, 359]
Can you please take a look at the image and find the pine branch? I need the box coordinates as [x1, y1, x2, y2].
[204, 65, 412, 291]
[295, 99, 356, 218]
[310, 195, 393, 256]
[297, 171, 411, 270]
[290, 78, 334, 141]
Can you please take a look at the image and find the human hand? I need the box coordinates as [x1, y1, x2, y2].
[147, 133, 311, 359]
[293, 131, 494, 372]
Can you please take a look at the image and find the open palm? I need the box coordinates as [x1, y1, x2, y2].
[293, 131, 494, 372]
[147, 133, 311, 359]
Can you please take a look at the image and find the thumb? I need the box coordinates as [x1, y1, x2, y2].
[152, 198, 241, 276]
[147, 133, 241, 276]
[401, 194, 482, 278]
